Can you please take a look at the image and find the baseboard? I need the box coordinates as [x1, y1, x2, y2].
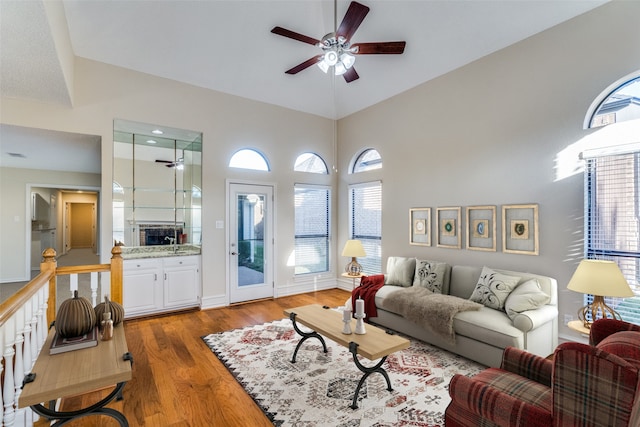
[200, 278, 348, 309]
[276, 280, 337, 297]
[200, 294, 228, 310]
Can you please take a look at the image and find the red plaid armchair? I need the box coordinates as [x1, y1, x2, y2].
[445, 319, 640, 427]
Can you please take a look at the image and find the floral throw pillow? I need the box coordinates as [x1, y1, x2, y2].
[469, 267, 521, 310]
[413, 259, 447, 293]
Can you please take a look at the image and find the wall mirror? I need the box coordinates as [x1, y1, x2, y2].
[113, 119, 202, 250]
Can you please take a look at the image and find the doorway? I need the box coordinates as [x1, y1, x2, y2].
[67, 202, 96, 250]
[228, 182, 274, 303]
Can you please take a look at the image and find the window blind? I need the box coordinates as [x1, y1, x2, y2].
[294, 185, 330, 275]
[349, 181, 382, 275]
[585, 152, 640, 324]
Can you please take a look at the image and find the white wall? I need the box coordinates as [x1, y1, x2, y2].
[1, 57, 336, 304]
[338, 1, 640, 341]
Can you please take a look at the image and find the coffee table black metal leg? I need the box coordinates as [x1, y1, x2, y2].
[289, 312, 328, 363]
[29, 382, 129, 426]
[348, 342, 392, 409]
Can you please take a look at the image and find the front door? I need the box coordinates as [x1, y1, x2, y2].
[228, 183, 274, 303]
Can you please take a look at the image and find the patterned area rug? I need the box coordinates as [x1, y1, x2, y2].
[202, 318, 484, 426]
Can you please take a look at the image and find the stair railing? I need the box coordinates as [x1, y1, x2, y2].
[0, 246, 123, 426]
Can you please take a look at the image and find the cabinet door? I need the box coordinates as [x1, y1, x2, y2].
[163, 256, 200, 309]
[123, 259, 163, 317]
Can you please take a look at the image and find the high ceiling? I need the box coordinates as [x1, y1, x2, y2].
[2, 0, 608, 120]
[0, 1, 609, 174]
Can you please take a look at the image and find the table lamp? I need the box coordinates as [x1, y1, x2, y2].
[567, 259, 633, 328]
[341, 240, 366, 276]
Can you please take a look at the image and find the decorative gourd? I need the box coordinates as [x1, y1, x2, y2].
[56, 290, 97, 338]
[94, 295, 125, 327]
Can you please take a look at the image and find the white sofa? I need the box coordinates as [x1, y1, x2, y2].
[355, 257, 558, 367]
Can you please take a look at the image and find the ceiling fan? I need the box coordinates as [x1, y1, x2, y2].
[155, 158, 184, 169]
[271, 1, 406, 83]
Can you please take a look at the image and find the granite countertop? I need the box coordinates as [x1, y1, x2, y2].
[120, 245, 201, 259]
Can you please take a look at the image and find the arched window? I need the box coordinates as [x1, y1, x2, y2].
[588, 73, 640, 128]
[229, 149, 270, 171]
[582, 71, 640, 325]
[352, 149, 382, 173]
[294, 152, 328, 174]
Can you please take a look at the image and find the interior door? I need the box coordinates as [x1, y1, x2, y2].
[228, 183, 274, 303]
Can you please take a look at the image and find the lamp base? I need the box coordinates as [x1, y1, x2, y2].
[345, 257, 362, 276]
[577, 295, 623, 329]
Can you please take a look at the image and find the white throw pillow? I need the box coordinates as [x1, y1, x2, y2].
[413, 259, 447, 293]
[504, 279, 550, 320]
[469, 267, 521, 310]
[386, 257, 416, 287]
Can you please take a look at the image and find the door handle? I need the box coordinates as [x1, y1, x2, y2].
[231, 252, 238, 255]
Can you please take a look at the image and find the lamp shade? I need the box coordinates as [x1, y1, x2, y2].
[341, 240, 366, 257]
[567, 259, 633, 297]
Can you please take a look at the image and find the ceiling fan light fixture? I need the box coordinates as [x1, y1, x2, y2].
[324, 50, 338, 66]
[317, 60, 330, 73]
[340, 52, 355, 69]
[334, 61, 347, 76]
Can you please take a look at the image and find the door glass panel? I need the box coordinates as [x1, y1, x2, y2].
[236, 193, 265, 286]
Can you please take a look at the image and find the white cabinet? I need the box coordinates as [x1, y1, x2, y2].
[163, 256, 200, 309]
[123, 255, 200, 317]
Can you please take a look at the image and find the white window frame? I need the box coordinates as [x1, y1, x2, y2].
[294, 184, 331, 275]
[348, 181, 382, 275]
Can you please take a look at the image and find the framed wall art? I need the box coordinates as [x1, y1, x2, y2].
[409, 208, 431, 246]
[436, 207, 461, 249]
[502, 204, 539, 255]
[466, 205, 496, 251]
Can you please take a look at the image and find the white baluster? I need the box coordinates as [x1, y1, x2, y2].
[70, 273, 78, 298]
[3, 317, 16, 426]
[37, 289, 47, 354]
[13, 308, 25, 426]
[90, 272, 98, 306]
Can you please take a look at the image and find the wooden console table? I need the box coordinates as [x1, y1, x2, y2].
[19, 324, 133, 426]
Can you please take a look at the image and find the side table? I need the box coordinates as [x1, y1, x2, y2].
[341, 272, 364, 290]
[20, 324, 133, 425]
[568, 320, 591, 336]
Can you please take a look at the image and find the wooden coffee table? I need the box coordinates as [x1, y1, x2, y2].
[284, 304, 410, 409]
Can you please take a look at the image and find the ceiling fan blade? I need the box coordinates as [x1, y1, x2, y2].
[353, 41, 406, 55]
[343, 67, 359, 83]
[285, 55, 323, 75]
[271, 26, 320, 46]
[336, 1, 370, 42]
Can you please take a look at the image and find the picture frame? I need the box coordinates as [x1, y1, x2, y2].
[436, 207, 461, 249]
[502, 204, 539, 255]
[409, 208, 431, 246]
[466, 205, 496, 251]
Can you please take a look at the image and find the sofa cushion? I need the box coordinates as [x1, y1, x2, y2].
[386, 257, 416, 287]
[504, 279, 550, 320]
[413, 259, 448, 293]
[596, 331, 640, 369]
[469, 267, 521, 310]
[454, 307, 524, 348]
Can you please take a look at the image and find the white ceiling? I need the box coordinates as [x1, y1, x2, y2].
[0, 0, 608, 173]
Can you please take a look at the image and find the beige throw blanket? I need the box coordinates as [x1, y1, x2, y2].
[383, 287, 482, 344]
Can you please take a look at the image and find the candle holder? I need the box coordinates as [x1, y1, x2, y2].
[342, 318, 353, 334]
[354, 312, 366, 335]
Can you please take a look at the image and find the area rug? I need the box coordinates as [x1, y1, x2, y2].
[202, 318, 485, 426]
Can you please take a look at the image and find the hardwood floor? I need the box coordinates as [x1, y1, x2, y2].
[47, 288, 351, 426]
